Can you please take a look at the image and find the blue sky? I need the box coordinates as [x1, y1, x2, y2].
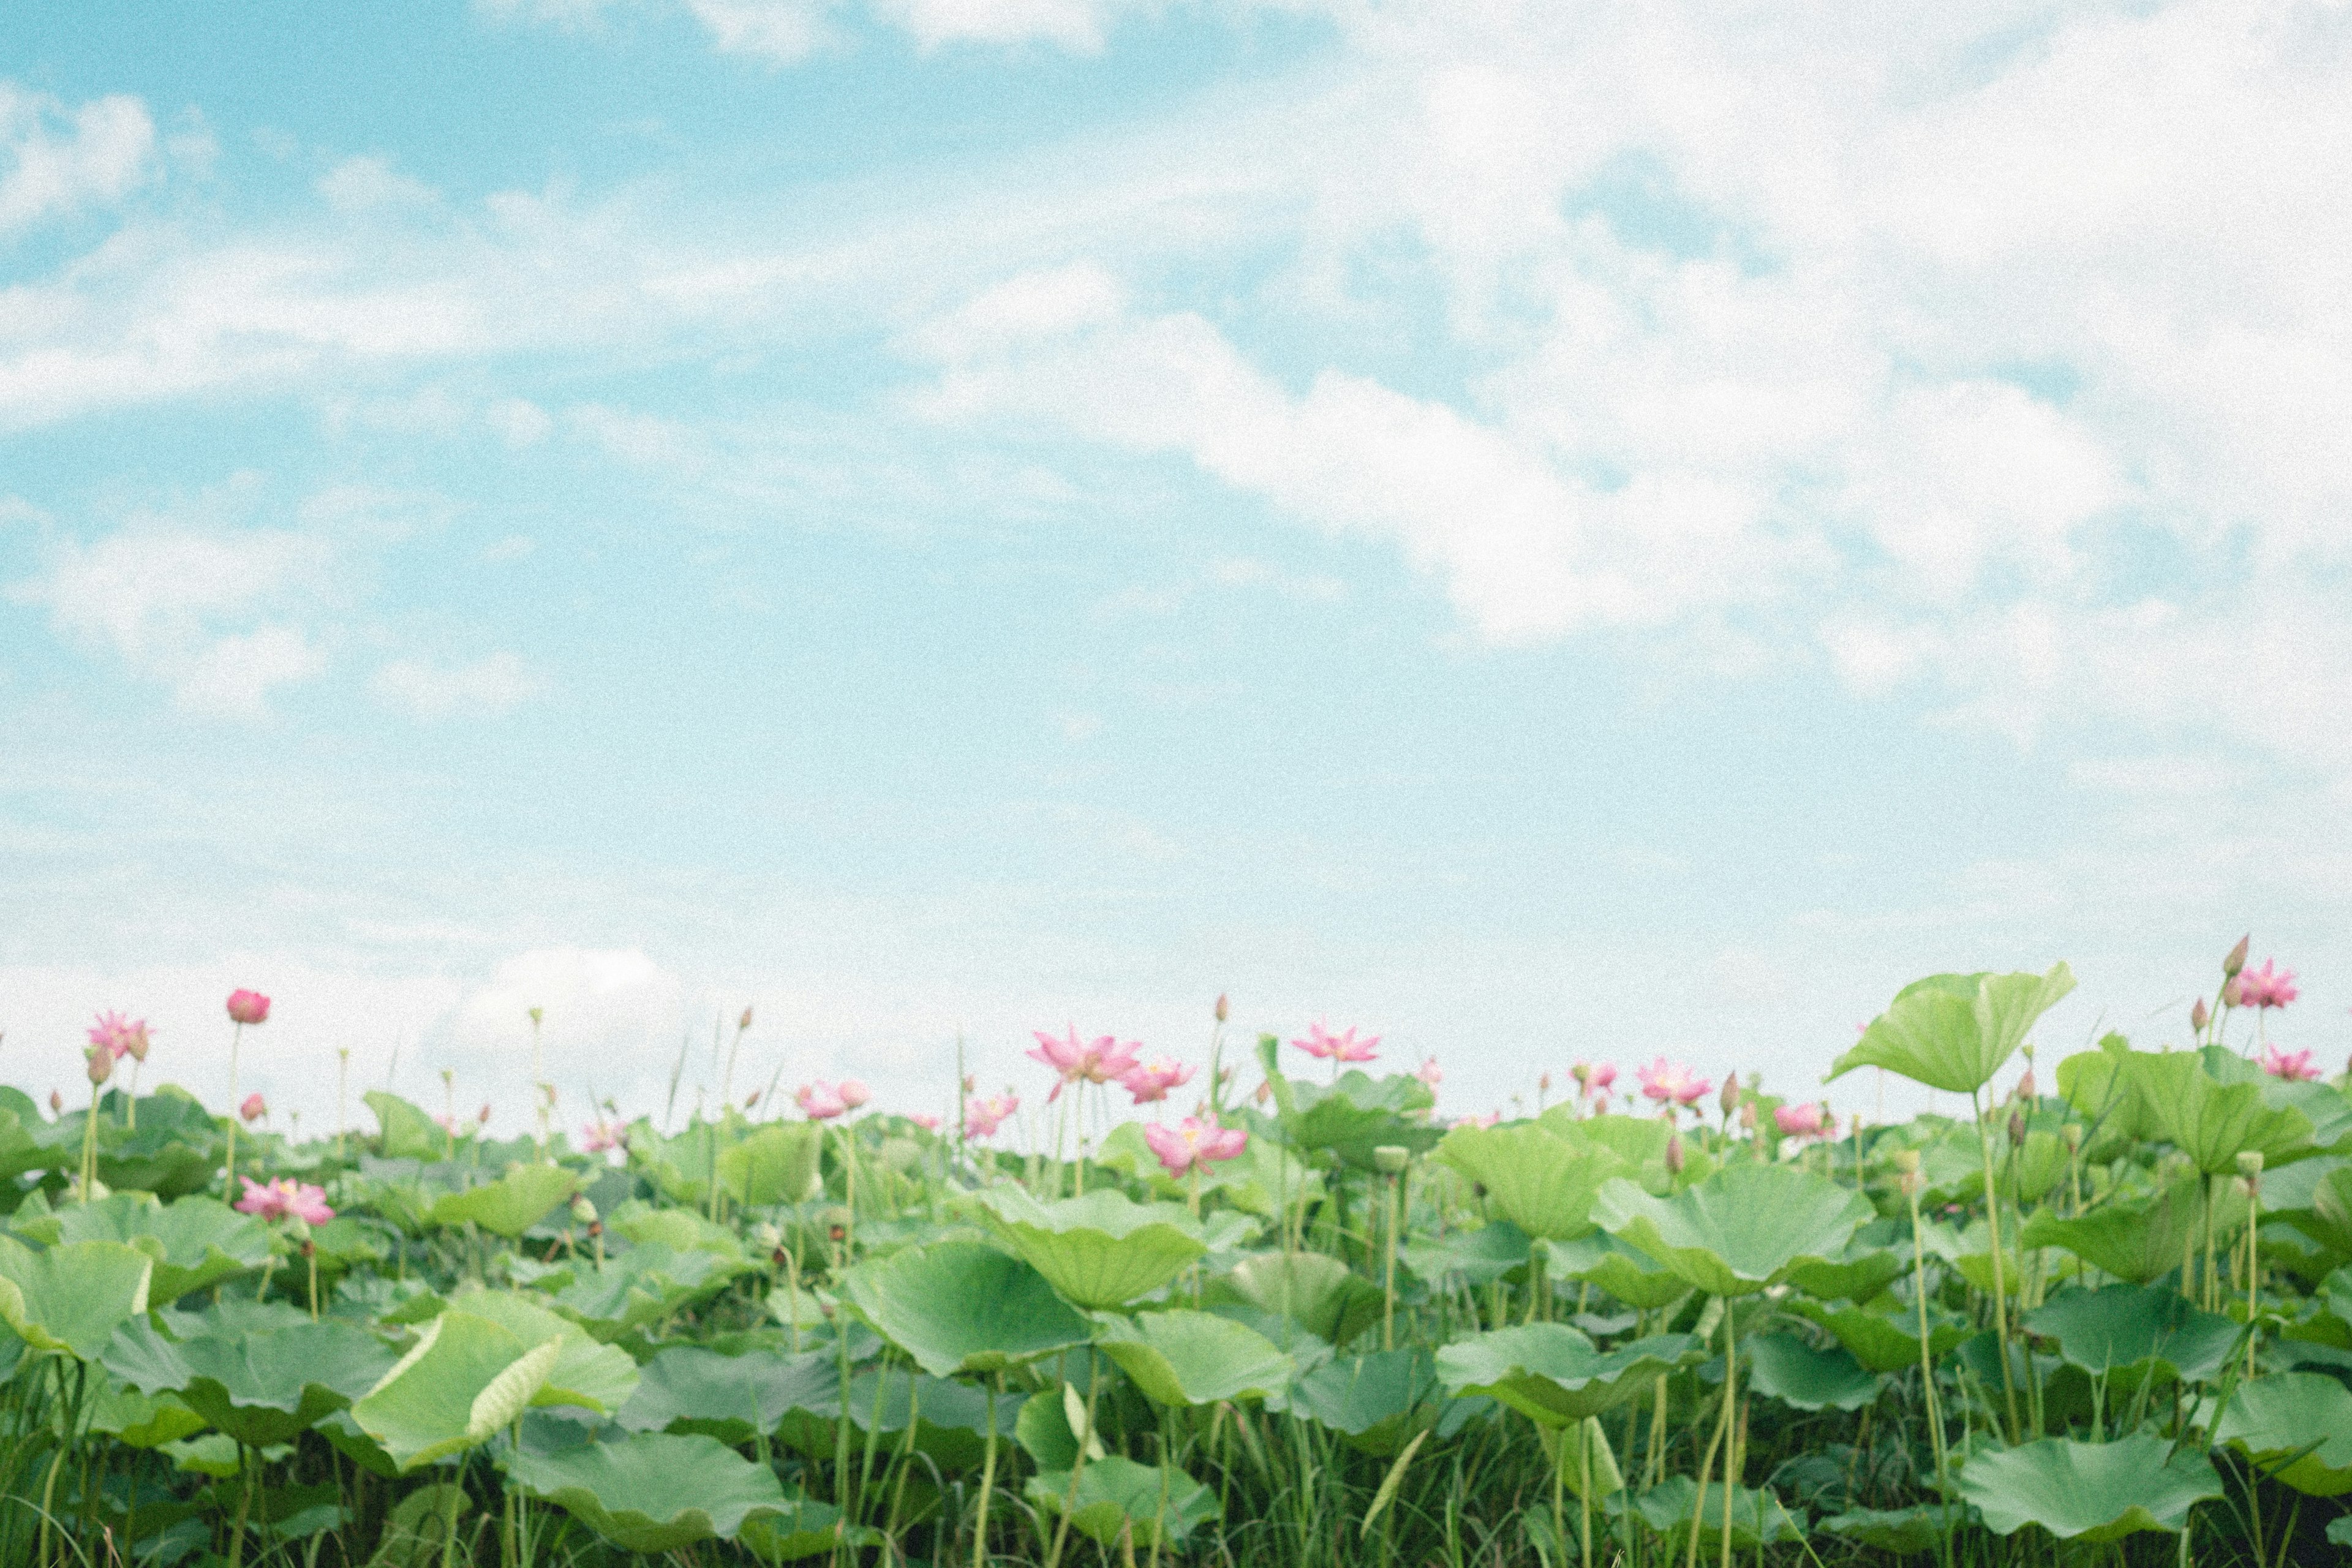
[4, 0, 2348, 1135]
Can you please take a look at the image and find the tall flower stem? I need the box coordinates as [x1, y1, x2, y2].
[224, 1020, 244, 1202]
[1970, 1089, 2021, 1442]
[80, 1080, 102, 1202]
[1717, 1308, 1737, 1568]
[1903, 1168, 1954, 1568]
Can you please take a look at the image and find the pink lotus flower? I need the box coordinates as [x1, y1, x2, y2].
[838, 1079, 872, 1109]
[1415, 1057, 1443, 1088]
[1581, 1061, 1618, 1096]
[2260, 1044, 2323, 1082]
[964, 1092, 1019, 1139]
[88, 1011, 153, 1062]
[1027, 1027, 1144, 1101]
[910, 1112, 941, 1132]
[1121, 1058, 1195, 1104]
[1457, 1109, 1501, 1129]
[1773, 1102, 1829, 1139]
[1637, 1058, 1711, 1107]
[1291, 1022, 1379, 1064]
[579, 1121, 623, 1153]
[239, 1093, 267, 1123]
[235, 1175, 333, 1226]
[795, 1082, 848, 1120]
[2239, 960, 2298, 1010]
[1143, 1116, 1247, 1177]
[85, 1046, 115, 1085]
[226, 990, 271, 1026]
[432, 1112, 475, 1139]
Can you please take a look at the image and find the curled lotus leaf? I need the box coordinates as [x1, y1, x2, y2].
[2019, 1175, 2225, 1286]
[1593, 1164, 1874, 1298]
[1434, 1124, 1626, 1242]
[17, 1193, 270, 1305]
[1739, 1333, 1883, 1412]
[2127, 1052, 2314, 1175]
[349, 1310, 562, 1471]
[1436, 1323, 1700, 1426]
[839, 1240, 1090, 1376]
[962, 1187, 1205, 1310]
[428, 1164, 577, 1240]
[104, 1316, 397, 1447]
[0, 1235, 153, 1359]
[1957, 1431, 2221, 1542]
[2020, 1284, 2237, 1387]
[1214, 1251, 1384, 1345]
[1831, 965, 2075, 1096]
[501, 1431, 798, 1553]
[443, 1287, 639, 1414]
[2212, 1371, 2352, 1496]
[1024, 1455, 1219, 1548]
[1096, 1310, 1293, 1407]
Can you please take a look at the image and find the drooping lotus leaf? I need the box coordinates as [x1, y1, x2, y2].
[2019, 1174, 2217, 1285]
[0, 1235, 153, 1358]
[1831, 965, 2076, 1095]
[2282, 1165, 2352, 1260]
[606, 1203, 745, 1259]
[1436, 1324, 1700, 1425]
[1214, 1251, 1384, 1345]
[502, 1431, 793, 1551]
[839, 1240, 1090, 1376]
[714, 1121, 824, 1207]
[1015, 1384, 1101, 1469]
[85, 1380, 208, 1449]
[1611, 1477, 1804, 1548]
[365, 1091, 445, 1162]
[1740, 1333, 1883, 1412]
[105, 1316, 397, 1447]
[538, 1243, 747, 1338]
[1820, 1504, 1973, 1555]
[2199, 1046, 2352, 1150]
[774, 1364, 1001, 1471]
[1781, 1235, 1908, 1305]
[83, 1089, 225, 1197]
[1025, 1455, 1219, 1547]
[1537, 1417, 1623, 1499]
[1402, 1220, 1533, 1288]
[617, 1346, 839, 1442]
[962, 1187, 1205, 1310]
[1593, 1164, 1875, 1298]
[1286, 1348, 1439, 1457]
[1786, 1298, 1972, 1374]
[349, 1310, 562, 1471]
[1434, 1124, 1626, 1242]
[2128, 1052, 2314, 1174]
[427, 1164, 577, 1239]
[2057, 1041, 2166, 1148]
[2020, 1284, 2237, 1386]
[17, 1194, 271, 1305]
[1957, 1431, 2222, 1541]
[1096, 1310, 1294, 1406]
[2212, 1372, 2352, 1496]
[1547, 1231, 1687, 1311]
[443, 1288, 639, 1414]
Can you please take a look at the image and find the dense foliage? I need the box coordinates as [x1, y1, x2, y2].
[4, 954, 2351, 1567]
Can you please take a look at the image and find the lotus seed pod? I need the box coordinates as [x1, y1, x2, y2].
[2224, 934, 2250, 978]
[528, 1006, 543, 1026]
[1372, 1145, 1410, 1175]
[1891, 1148, 1921, 1175]
[2062, 1122, 2082, 1152]
[570, 1194, 598, 1225]
[2236, 1150, 2264, 1178]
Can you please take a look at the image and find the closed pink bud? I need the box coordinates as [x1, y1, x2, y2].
[225, 989, 271, 1025]
[838, 1079, 871, 1109]
[2190, 997, 2210, 1031]
[1214, 992, 1229, 1023]
[86, 1046, 115, 1085]
[2223, 935, 2250, 978]
[239, 1093, 266, 1122]
[49, 1089, 63, 1113]
[1664, 1131, 1684, 1175]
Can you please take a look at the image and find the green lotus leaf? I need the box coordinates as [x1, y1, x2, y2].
[2019, 1174, 2219, 1285]
[1097, 1310, 1293, 1406]
[1547, 1231, 1687, 1311]
[17, 1194, 271, 1306]
[1286, 1348, 1439, 1457]
[1831, 964, 2075, 1095]
[1538, 1113, 1673, 1176]
[1933, 1219, 2024, 1298]
[443, 1288, 639, 1414]
[1593, 1164, 1874, 1297]
[618, 1346, 839, 1442]
[840, 1240, 1090, 1376]
[1436, 1324, 1699, 1425]
[428, 1164, 577, 1239]
[105, 1316, 397, 1447]
[1781, 1238, 1907, 1305]
[89, 1088, 225, 1197]
[86, 1381, 208, 1449]
[2282, 1164, 2352, 1259]
[1025, 1455, 1218, 1548]
[2128, 1052, 2313, 1174]
[502, 1431, 791, 1551]
[1611, 1477, 1803, 1548]
[365, 1091, 446, 1161]
[773, 1364, 1002, 1471]
[1740, 1333, 1882, 1412]
[0, 1235, 153, 1359]
[538, 1243, 746, 1338]
[962, 1187, 1205, 1310]
[606, 1204, 744, 1259]
[1402, 1220, 1532, 1289]
[1787, 1298, 1972, 1374]
[2212, 1371, 2352, 1496]
[349, 1310, 562, 1471]
[1957, 1431, 2221, 1541]
[1435, 1123, 1626, 1242]
[714, 1121, 824, 1207]
[2332, 1517, 2352, 1548]
[736, 1500, 862, 1564]
[2198, 1046, 2352, 1149]
[1820, 1504, 1972, 1555]
[1215, 1251, 1384, 1345]
[1016, 1384, 1099, 1469]
[2057, 1041, 2165, 1147]
[2020, 1284, 2236, 1386]
[1537, 1417, 1623, 1499]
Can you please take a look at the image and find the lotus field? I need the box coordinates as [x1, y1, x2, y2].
[6, 951, 2352, 1567]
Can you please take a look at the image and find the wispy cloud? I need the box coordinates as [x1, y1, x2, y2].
[1, 84, 155, 235]
[370, 652, 548, 721]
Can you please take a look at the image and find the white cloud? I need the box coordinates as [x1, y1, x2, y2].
[370, 652, 547, 720]
[487, 398, 552, 447]
[0, 84, 155, 234]
[681, 0, 837, 60]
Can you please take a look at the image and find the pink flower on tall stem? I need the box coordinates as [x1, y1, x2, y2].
[1637, 1058, 1711, 1107]
[909, 1113, 941, 1133]
[838, 1080, 872, 1110]
[1457, 1109, 1501, 1129]
[965, 1092, 1019, 1139]
[1773, 1102, 1830, 1139]
[1415, 1057, 1443, 1089]
[1027, 1028, 1144, 1102]
[85, 1046, 115, 1085]
[1291, 1023, 1379, 1070]
[1121, 1058, 1195, 1105]
[227, 990, 271, 1026]
[1143, 1116, 1248, 1177]
[1588, 1061, 1619, 1096]
[88, 1011, 153, 1061]
[579, 1121, 623, 1153]
[2238, 961, 2297, 1011]
[2260, 1044, 2322, 1082]
[235, 1175, 333, 1226]
[239, 1093, 267, 1123]
[794, 1082, 849, 1121]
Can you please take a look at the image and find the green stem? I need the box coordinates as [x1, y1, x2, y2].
[972, 1373, 1000, 1568]
[1906, 1181, 1955, 1568]
[1042, 1357, 1101, 1568]
[1972, 1090, 2021, 1443]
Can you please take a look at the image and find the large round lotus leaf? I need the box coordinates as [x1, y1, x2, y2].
[1781, 1240, 1907, 1305]
[774, 1365, 1000, 1471]
[428, 1164, 577, 1239]
[350, 1310, 562, 1471]
[1831, 965, 2075, 1095]
[839, 1240, 1090, 1376]
[963, 1188, 1205, 1310]
[1820, 1504, 1972, 1555]
[1740, 1333, 1882, 1412]
[618, 1346, 839, 1442]
[1215, 1252, 1384, 1344]
[2283, 1165, 2352, 1259]
[1612, 1477, 1803, 1548]
[89, 1088, 225, 1197]
[443, 1288, 639, 1414]
[1594, 1164, 1874, 1298]
[366, 1091, 446, 1161]
[2058, 1039, 2166, 1148]
[2127, 1053, 2313, 1175]
[15, 1193, 270, 1305]
[715, 1121, 824, 1207]
[1097, 1310, 1293, 1407]
[2213, 1372, 2352, 1496]
[86, 1381, 208, 1449]
[1403, 1220, 1533, 1289]
[1435, 1125, 1626, 1242]
[1436, 1324, 1699, 1425]
[0, 1235, 153, 1359]
[1286, 1348, 1438, 1456]
[1025, 1455, 1219, 1548]
[105, 1316, 397, 1447]
[541, 1244, 746, 1338]
[736, 1499, 861, 1563]
[503, 1431, 790, 1552]
[1787, 1298, 1971, 1374]
[1958, 1431, 2222, 1541]
[2019, 1175, 2216, 1285]
[1547, 1232, 1687, 1311]
[2021, 1284, 2236, 1385]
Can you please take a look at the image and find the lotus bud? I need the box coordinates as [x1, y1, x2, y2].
[2008, 1109, 2026, 1147]
[477, 1103, 492, 1125]
[528, 1006, 544, 1026]
[2221, 975, 2243, 1008]
[1253, 1080, 1271, 1105]
[49, 1089, 63, 1114]
[85, 1046, 114, 1085]
[753, 1221, 782, 1249]
[2236, 1150, 2264, 1179]
[1665, 1133, 1685, 1175]
[739, 1005, 754, 1031]
[570, 1194, 598, 1226]
[1891, 1148, 1921, 1175]
[1738, 1101, 1757, 1131]
[2190, 997, 2211, 1031]
[1372, 1145, 1410, 1176]
[1539, 1071, 1551, 1095]
[1899, 1169, 1924, 1199]
[1214, 993, 1229, 1023]
[2015, 1068, 2035, 1102]
[1719, 1071, 1740, 1116]
[2062, 1122, 2082, 1152]
[2224, 934, 2250, 978]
